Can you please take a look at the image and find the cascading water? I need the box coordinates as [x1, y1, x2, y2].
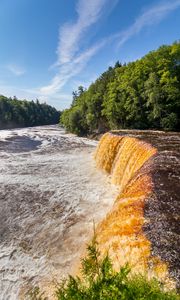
[94, 132, 180, 288]
[0, 127, 179, 298]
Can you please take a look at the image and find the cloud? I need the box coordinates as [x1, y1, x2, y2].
[114, 0, 180, 48]
[2, 1, 180, 110]
[40, 41, 105, 95]
[0, 83, 71, 109]
[57, 0, 109, 65]
[39, 0, 180, 102]
[39, 0, 116, 95]
[7, 64, 26, 76]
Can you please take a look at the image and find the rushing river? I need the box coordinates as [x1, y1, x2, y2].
[0, 126, 118, 299]
[0, 126, 180, 299]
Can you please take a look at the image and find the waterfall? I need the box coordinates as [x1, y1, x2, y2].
[94, 132, 174, 287]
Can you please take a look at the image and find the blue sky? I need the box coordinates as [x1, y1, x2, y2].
[0, 0, 180, 110]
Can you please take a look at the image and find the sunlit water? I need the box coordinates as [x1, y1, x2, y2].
[0, 126, 118, 299]
[110, 130, 180, 286]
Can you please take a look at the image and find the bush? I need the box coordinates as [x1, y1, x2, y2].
[28, 237, 179, 299]
[55, 237, 178, 300]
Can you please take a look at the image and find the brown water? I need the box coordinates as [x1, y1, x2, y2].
[113, 130, 180, 284]
[0, 127, 179, 299]
[95, 130, 180, 287]
[0, 126, 118, 299]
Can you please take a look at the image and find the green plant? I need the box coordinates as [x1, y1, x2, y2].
[26, 286, 47, 300]
[61, 42, 180, 133]
[27, 236, 179, 299]
[55, 237, 179, 300]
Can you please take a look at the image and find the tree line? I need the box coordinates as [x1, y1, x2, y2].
[0, 95, 60, 129]
[60, 42, 180, 135]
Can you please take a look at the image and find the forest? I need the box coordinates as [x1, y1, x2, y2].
[0, 95, 60, 129]
[60, 42, 180, 135]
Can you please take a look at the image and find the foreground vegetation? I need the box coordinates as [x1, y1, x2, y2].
[61, 42, 180, 135]
[28, 237, 179, 300]
[0, 95, 60, 129]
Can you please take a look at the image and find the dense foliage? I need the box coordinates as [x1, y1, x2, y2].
[28, 237, 179, 300]
[61, 42, 180, 135]
[0, 95, 60, 129]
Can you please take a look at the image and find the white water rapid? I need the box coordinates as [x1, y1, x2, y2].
[0, 125, 117, 299]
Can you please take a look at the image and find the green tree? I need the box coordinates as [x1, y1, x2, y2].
[0, 95, 60, 129]
[61, 41, 180, 134]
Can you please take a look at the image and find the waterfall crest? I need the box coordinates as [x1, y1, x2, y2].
[94, 132, 174, 287]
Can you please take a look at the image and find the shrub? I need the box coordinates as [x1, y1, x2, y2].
[28, 237, 179, 299]
[55, 237, 179, 300]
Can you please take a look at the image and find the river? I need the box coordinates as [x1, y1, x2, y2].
[0, 125, 118, 299]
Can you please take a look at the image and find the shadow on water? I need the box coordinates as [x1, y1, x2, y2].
[0, 136, 42, 153]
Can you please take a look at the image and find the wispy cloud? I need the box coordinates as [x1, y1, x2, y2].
[57, 0, 109, 65]
[40, 0, 116, 95]
[0, 83, 72, 109]
[39, 0, 180, 101]
[40, 41, 105, 95]
[7, 63, 26, 76]
[1, 1, 179, 110]
[114, 0, 180, 48]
